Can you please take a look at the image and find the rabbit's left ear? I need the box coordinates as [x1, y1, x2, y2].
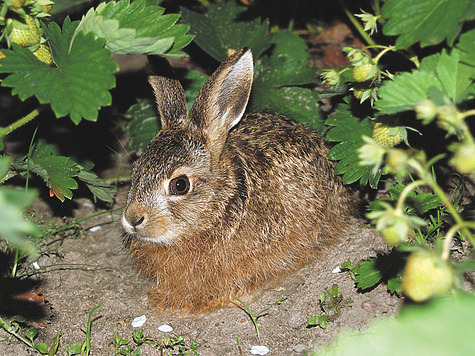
[191, 49, 253, 155]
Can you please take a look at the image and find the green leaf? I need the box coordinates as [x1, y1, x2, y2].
[34, 342, 49, 354]
[387, 275, 403, 295]
[0, 155, 13, 182]
[30, 141, 80, 201]
[355, 258, 382, 290]
[456, 29, 475, 67]
[307, 315, 329, 329]
[435, 50, 474, 103]
[382, 0, 471, 48]
[48, 333, 62, 356]
[325, 104, 380, 186]
[0, 187, 40, 256]
[180, 1, 272, 61]
[377, 49, 474, 113]
[77, 167, 115, 204]
[0, 18, 118, 124]
[182, 69, 209, 111]
[376, 70, 440, 114]
[250, 86, 324, 132]
[319, 294, 475, 356]
[125, 98, 160, 153]
[248, 31, 323, 131]
[75, 0, 193, 57]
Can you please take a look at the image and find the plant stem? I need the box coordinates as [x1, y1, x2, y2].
[338, 0, 377, 47]
[0, 317, 35, 349]
[395, 180, 425, 213]
[441, 222, 475, 260]
[39, 207, 123, 241]
[0, 107, 43, 139]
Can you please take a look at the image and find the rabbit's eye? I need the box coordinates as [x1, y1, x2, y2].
[169, 176, 190, 195]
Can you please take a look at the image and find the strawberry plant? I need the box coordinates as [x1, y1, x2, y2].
[319, 0, 474, 303]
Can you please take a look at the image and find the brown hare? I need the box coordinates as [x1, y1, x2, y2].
[122, 49, 352, 313]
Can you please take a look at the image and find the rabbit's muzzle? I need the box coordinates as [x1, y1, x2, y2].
[122, 202, 169, 243]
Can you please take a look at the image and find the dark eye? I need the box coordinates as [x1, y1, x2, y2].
[169, 176, 190, 195]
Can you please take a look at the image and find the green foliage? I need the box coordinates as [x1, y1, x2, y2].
[306, 315, 329, 329]
[76, 0, 193, 57]
[125, 98, 160, 153]
[0, 18, 118, 124]
[179, 1, 324, 132]
[316, 294, 475, 355]
[249, 31, 324, 131]
[376, 48, 474, 114]
[381, 0, 472, 48]
[180, 1, 272, 62]
[0, 155, 40, 256]
[325, 103, 380, 186]
[11, 140, 115, 203]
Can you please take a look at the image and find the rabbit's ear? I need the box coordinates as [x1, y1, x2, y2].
[191, 49, 253, 155]
[148, 75, 189, 130]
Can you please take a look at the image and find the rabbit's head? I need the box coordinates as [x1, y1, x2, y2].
[122, 49, 253, 245]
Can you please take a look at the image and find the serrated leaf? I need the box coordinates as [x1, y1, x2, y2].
[75, 0, 192, 56]
[126, 98, 160, 153]
[376, 71, 440, 114]
[387, 275, 403, 295]
[0, 187, 40, 256]
[250, 86, 324, 132]
[180, 2, 272, 62]
[30, 141, 80, 201]
[325, 105, 380, 186]
[456, 29, 475, 67]
[377, 49, 474, 113]
[382, 0, 471, 48]
[270, 30, 309, 60]
[355, 258, 382, 290]
[0, 18, 118, 124]
[77, 168, 115, 204]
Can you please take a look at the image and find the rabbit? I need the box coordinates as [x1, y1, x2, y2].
[122, 49, 353, 314]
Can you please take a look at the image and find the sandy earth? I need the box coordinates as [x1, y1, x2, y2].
[0, 184, 402, 355]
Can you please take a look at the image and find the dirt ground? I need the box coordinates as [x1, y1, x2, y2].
[0, 20, 405, 355]
[0, 184, 401, 355]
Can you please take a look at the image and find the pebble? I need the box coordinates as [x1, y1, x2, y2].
[89, 226, 102, 232]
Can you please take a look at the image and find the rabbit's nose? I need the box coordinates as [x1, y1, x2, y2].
[122, 203, 147, 231]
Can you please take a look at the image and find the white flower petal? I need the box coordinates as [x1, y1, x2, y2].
[158, 324, 173, 333]
[251, 345, 270, 355]
[131, 315, 146, 328]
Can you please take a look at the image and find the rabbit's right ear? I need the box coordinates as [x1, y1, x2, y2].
[148, 75, 189, 130]
[191, 49, 253, 157]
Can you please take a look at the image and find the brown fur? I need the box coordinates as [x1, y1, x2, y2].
[123, 50, 353, 314]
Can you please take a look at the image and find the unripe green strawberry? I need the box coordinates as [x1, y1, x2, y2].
[33, 44, 53, 65]
[372, 122, 404, 149]
[353, 88, 365, 100]
[8, 15, 41, 47]
[402, 251, 454, 302]
[352, 63, 377, 82]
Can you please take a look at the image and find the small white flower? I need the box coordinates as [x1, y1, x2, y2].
[332, 265, 341, 273]
[32, 262, 40, 270]
[131, 315, 146, 328]
[251, 345, 270, 355]
[158, 324, 173, 333]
